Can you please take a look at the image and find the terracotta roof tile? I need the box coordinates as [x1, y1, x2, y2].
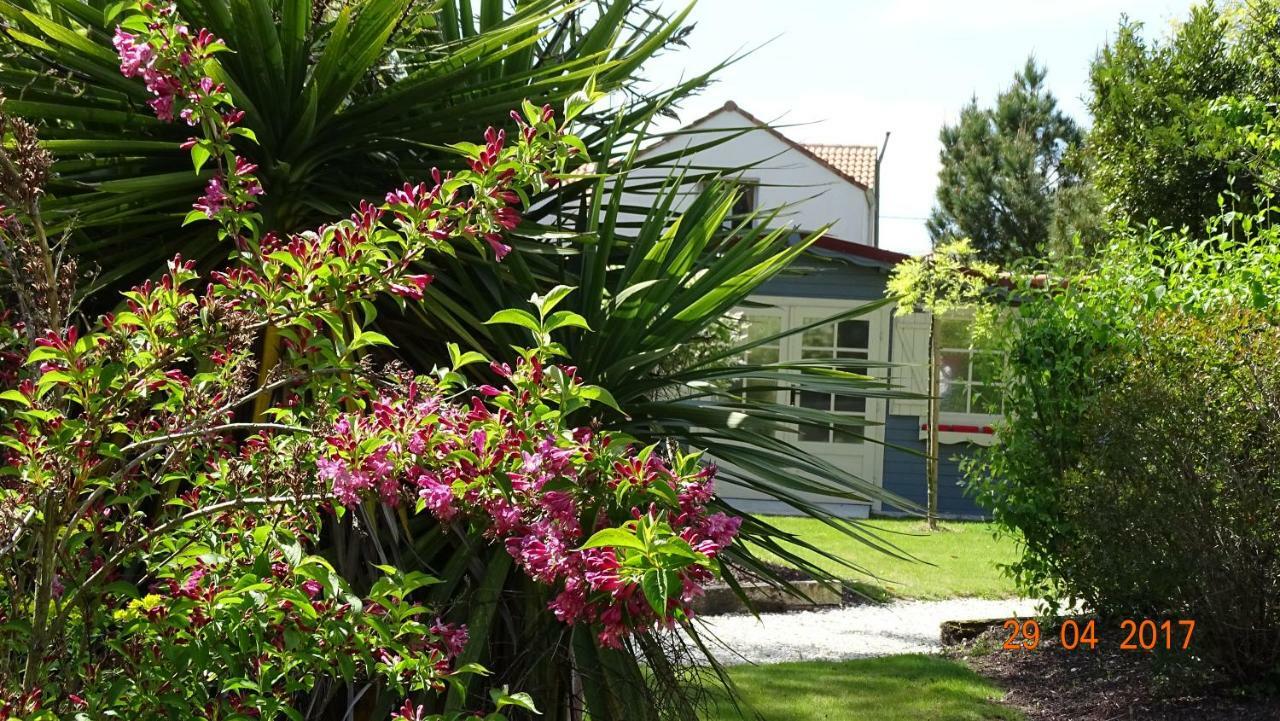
[803, 144, 880, 190]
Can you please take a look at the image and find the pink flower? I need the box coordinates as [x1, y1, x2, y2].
[301, 579, 323, 599]
[417, 474, 457, 521]
[582, 548, 622, 594]
[317, 456, 370, 507]
[540, 491, 578, 529]
[192, 28, 219, 49]
[180, 566, 207, 596]
[194, 175, 228, 217]
[506, 529, 566, 584]
[142, 67, 181, 98]
[597, 605, 627, 649]
[233, 156, 258, 177]
[112, 29, 153, 77]
[148, 94, 175, 122]
[495, 206, 520, 231]
[703, 512, 741, 548]
[389, 273, 433, 301]
[549, 577, 588, 623]
[431, 619, 469, 658]
[485, 232, 512, 261]
[392, 700, 427, 721]
[484, 496, 522, 535]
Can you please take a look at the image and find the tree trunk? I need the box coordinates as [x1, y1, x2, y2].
[927, 313, 940, 531]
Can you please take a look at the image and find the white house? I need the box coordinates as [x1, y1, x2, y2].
[634, 102, 998, 519]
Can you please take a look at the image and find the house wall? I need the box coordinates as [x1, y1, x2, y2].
[881, 416, 990, 518]
[627, 109, 874, 244]
[717, 257, 993, 519]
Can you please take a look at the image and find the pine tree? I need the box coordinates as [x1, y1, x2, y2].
[928, 59, 1083, 263]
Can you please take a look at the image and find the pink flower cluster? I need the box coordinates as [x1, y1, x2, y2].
[113, 5, 260, 225]
[112, 7, 218, 123]
[316, 356, 740, 647]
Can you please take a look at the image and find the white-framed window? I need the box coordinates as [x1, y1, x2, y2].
[703, 177, 758, 232]
[729, 300, 888, 450]
[795, 315, 872, 444]
[936, 313, 1004, 420]
[735, 309, 783, 404]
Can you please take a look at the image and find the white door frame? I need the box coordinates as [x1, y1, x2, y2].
[750, 295, 890, 496]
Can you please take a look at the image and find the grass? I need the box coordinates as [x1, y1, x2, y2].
[704, 655, 1021, 721]
[751, 516, 1020, 601]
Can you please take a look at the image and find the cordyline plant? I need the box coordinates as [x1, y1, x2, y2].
[0, 4, 737, 719]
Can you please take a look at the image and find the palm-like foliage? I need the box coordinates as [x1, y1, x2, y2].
[371, 157, 925, 719]
[401, 153, 922, 570]
[0, 0, 700, 292]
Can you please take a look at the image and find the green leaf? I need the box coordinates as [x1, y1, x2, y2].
[490, 688, 541, 715]
[484, 309, 541, 333]
[349, 329, 394, 351]
[639, 569, 666, 615]
[577, 384, 621, 412]
[230, 126, 258, 143]
[0, 390, 32, 408]
[447, 342, 488, 369]
[531, 284, 576, 316]
[103, 1, 128, 22]
[580, 527, 646, 552]
[190, 143, 210, 174]
[544, 310, 591, 333]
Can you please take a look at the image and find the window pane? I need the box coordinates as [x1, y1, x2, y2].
[834, 394, 866, 413]
[798, 390, 831, 410]
[833, 427, 864, 444]
[746, 347, 780, 365]
[801, 348, 832, 360]
[937, 316, 972, 348]
[971, 351, 1003, 385]
[940, 381, 968, 413]
[837, 319, 870, 349]
[802, 324, 833, 349]
[971, 385, 1002, 415]
[743, 314, 781, 341]
[799, 425, 830, 442]
[939, 351, 970, 385]
[743, 380, 775, 403]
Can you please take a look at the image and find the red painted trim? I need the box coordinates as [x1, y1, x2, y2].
[920, 423, 995, 434]
[812, 235, 912, 266]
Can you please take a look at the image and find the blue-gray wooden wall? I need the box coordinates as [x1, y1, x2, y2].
[881, 416, 989, 518]
[755, 257, 991, 519]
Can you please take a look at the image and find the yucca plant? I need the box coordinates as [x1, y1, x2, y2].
[367, 146, 924, 718]
[0, 0, 703, 293]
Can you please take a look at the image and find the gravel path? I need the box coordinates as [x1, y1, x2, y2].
[693, 597, 1044, 666]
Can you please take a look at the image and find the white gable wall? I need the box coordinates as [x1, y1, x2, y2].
[622, 109, 874, 244]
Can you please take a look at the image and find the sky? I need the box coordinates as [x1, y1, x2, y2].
[645, 0, 1192, 255]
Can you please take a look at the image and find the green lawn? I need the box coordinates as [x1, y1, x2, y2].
[705, 655, 1021, 721]
[751, 516, 1019, 601]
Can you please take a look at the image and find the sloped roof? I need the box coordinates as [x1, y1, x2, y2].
[638, 101, 879, 192]
[804, 144, 880, 190]
[813, 235, 910, 268]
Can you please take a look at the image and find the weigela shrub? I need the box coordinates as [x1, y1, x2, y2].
[0, 3, 736, 719]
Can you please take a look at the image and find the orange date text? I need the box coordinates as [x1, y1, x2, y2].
[1000, 618, 1195, 651]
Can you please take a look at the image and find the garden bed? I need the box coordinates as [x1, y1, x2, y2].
[948, 626, 1280, 720]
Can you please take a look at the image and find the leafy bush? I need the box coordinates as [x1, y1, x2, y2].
[971, 210, 1280, 684]
[1056, 308, 1280, 682]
